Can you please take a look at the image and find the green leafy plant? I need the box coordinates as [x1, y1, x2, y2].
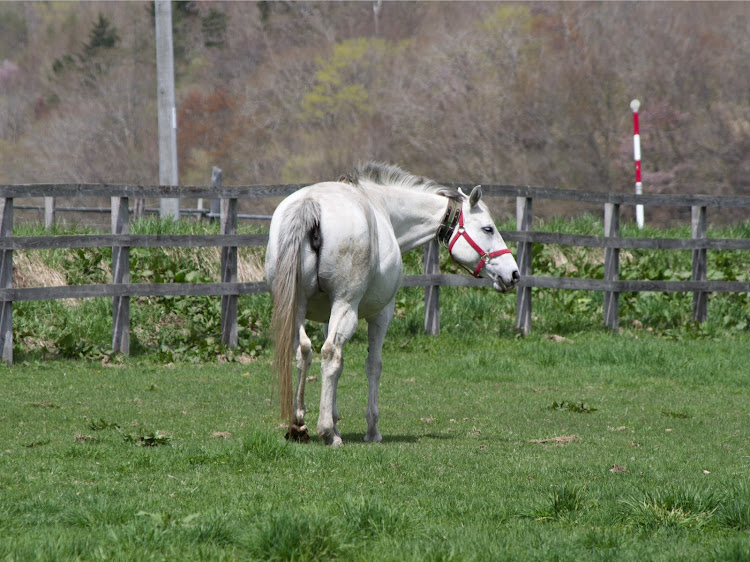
[550, 400, 598, 414]
[87, 418, 120, 431]
[123, 430, 171, 447]
[62, 248, 110, 285]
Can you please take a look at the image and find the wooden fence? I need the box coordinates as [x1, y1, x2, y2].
[0, 182, 748, 365]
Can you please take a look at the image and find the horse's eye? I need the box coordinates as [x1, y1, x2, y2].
[482, 226, 494, 234]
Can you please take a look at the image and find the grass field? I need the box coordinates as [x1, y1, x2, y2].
[3, 215, 749, 559]
[2, 329, 749, 561]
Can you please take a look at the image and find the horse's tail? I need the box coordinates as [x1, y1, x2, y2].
[271, 198, 321, 424]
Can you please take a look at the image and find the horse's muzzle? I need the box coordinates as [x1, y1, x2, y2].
[492, 269, 521, 293]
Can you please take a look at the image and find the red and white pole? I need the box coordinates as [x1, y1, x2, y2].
[630, 99, 644, 229]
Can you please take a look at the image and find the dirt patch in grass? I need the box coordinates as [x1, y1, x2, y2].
[529, 435, 580, 444]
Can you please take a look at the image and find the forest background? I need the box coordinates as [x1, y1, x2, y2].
[1, 1, 749, 225]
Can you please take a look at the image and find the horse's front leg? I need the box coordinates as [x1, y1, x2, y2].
[318, 304, 358, 446]
[364, 299, 395, 443]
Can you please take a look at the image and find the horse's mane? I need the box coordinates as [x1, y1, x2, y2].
[340, 162, 459, 200]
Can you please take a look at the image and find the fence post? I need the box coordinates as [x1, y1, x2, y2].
[220, 197, 238, 347]
[112, 197, 130, 354]
[0, 197, 13, 365]
[44, 197, 55, 230]
[424, 239, 440, 335]
[210, 167, 222, 222]
[603, 203, 620, 331]
[133, 198, 145, 221]
[691, 205, 708, 323]
[516, 197, 533, 334]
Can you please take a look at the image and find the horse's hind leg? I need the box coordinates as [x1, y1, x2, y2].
[287, 319, 312, 442]
[364, 299, 395, 443]
[318, 302, 358, 446]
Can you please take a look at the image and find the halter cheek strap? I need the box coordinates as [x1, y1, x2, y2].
[447, 210, 512, 278]
[436, 198, 461, 245]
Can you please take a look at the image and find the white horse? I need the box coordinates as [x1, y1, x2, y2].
[265, 162, 519, 445]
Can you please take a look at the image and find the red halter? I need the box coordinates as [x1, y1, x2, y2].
[448, 210, 512, 278]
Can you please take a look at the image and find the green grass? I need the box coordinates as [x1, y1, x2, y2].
[2, 331, 749, 560]
[4, 215, 749, 558]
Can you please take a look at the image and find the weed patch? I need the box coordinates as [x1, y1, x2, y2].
[550, 400, 598, 414]
[123, 431, 171, 447]
[618, 487, 721, 530]
[528, 485, 588, 521]
[87, 418, 121, 431]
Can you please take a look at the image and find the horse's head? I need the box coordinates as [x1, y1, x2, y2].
[448, 186, 520, 292]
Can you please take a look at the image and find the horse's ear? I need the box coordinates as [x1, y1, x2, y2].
[469, 185, 482, 208]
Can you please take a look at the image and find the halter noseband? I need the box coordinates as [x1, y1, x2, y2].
[437, 199, 512, 278]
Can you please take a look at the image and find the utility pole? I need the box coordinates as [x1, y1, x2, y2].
[373, 0, 383, 37]
[155, 0, 179, 219]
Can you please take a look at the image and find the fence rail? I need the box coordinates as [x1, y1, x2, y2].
[6, 182, 750, 207]
[1, 182, 748, 365]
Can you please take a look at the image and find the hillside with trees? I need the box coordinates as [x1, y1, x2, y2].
[1, 2, 749, 224]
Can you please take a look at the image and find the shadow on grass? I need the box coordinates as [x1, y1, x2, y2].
[340, 432, 455, 443]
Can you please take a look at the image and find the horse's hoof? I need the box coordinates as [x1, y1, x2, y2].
[285, 423, 310, 443]
[316, 427, 343, 446]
